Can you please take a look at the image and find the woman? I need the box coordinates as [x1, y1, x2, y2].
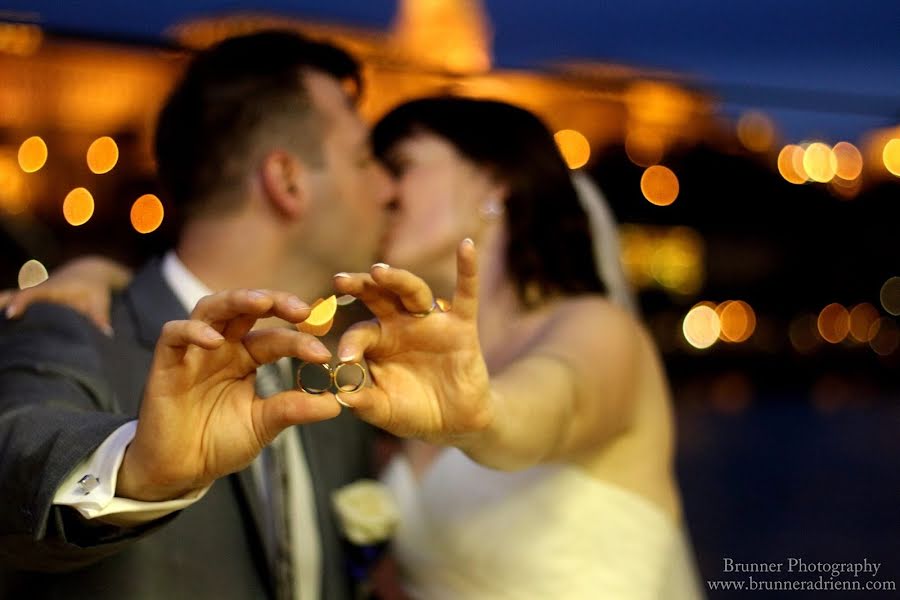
[330, 97, 701, 599]
[2, 97, 701, 599]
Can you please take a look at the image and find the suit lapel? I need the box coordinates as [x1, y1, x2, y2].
[122, 259, 190, 349]
[120, 259, 279, 591]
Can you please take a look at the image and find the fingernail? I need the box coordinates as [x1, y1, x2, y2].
[335, 394, 354, 409]
[286, 295, 307, 310]
[310, 340, 330, 356]
[372, 262, 390, 270]
[338, 349, 356, 363]
[247, 290, 267, 301]
[462, 238, 474, 247]
[334, 272, 350, 279]
[102, 324, 115, 337]
[203, 328, 224, 341]
[5, 305, 18, 319]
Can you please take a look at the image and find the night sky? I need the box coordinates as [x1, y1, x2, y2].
[4, 0, 899, 140]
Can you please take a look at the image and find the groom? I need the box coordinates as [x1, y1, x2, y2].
[0, 31, 393, 599]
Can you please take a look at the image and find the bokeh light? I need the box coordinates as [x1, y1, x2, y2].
[625, 128, 665, 167]
[131, 194, 165, 234]
[848, 303, 880, 342]
[817, 303, 850, 344]
[18, 259, 48, 289]
[17, 136, 47, 173]
[736, 111, 775, 152]
[832, 141, 863, 180]
[802, 142, 837, 183]
[717, 300, 757, 343]
[0, 154, 28, 214]
[553, 129, 591, 170]
[777, 144, 807, 184]
[640, 165, 679, 206]
[683, 304, 720, 349]
[789, 314, 821, 353]
[880, 276, 900, 315]
[827, 174, 862, 200]
[63, 187, 95, 226]
[0, 23, 43, 56]
[869, 318, 899, 356]
[883, 139, 900, 177]
[86, 136, 119, 174]
[649, 227, 703, 295]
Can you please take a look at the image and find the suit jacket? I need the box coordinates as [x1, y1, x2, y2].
[0, 259, 375, 599]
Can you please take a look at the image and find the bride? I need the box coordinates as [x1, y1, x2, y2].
[332, 96, 703, 599]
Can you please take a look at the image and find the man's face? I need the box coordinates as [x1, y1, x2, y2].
[299, 71, 393, 275]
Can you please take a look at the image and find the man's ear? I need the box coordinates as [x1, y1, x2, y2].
[260, 150, 307, 220]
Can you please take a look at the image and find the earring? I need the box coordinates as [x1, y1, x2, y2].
[479, 197, 505, 222]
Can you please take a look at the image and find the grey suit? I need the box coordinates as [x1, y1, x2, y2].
[0, 260, 374, 599]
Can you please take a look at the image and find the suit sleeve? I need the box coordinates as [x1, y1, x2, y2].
[0, 303, 166, 571]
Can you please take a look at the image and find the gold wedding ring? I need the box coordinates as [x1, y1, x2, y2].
[296, 361, 368, 394]
[410, 298, 451, 318]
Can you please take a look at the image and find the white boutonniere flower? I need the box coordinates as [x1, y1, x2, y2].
[331, 479, 400, 546]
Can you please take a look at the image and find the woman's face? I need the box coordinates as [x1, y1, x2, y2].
[379, 133, 500, 289]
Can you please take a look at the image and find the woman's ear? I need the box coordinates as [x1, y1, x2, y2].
[478, 181, 509, 222]
[260, 150, 307, 220]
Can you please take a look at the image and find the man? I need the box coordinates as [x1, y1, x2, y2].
[0, 31, 393, 599]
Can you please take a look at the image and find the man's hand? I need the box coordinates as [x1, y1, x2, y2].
[117, 289, 340, 501]
[332, 240, 493, 444]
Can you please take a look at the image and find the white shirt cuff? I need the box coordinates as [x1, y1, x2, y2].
[53, 420, 209, 524]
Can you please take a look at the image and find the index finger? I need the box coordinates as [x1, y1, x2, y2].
[191, 289, 310, 337]
[450, 239, 478, 320]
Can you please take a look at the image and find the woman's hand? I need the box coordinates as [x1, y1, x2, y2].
[0, 255, 132, 334]
[332, 239, 494, 445]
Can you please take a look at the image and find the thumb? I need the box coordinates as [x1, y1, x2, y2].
[257, 390, 342, 441]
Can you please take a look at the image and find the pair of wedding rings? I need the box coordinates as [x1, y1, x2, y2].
[296, 361, 367, 395]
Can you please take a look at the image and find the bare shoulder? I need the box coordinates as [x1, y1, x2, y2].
[540, 294, 645, 360]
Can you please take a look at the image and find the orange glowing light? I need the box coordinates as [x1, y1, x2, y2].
[848, 303, 880, 343]
[832, 141, 863, 180]
[817, 303, 850, 344]
[737, 111, 775, 152]
[683, 304, 720, 349]
[18, 136, 47, 173]
[718, 300, 756, 343]
[131, 194, 164, 234]
[554, 129, 591, 170]
[86, 136, 119, 174]
[640, 165, 679, 206]
[777, 145, 806, 184]
[827, 174, 862, 200]
[624, 128, 664, 167]
[883, 139, 900, 177]
[0, 155, 28, 214]
[802, 142, 837, 183]
[63, 187, 95, 226]
[0, 23, 43, 56]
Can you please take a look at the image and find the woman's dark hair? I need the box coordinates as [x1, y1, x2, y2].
[372, 96, 606, 306]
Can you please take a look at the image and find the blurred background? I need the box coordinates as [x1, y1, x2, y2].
[1, 1, 898, 595]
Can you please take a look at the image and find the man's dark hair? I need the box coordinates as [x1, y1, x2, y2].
[155, 30, 361, 222]
[372, 96, 606, 306]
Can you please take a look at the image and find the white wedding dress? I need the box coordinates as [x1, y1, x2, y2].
[383, 449, 703, 599]
[382, 174, 702, 598]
